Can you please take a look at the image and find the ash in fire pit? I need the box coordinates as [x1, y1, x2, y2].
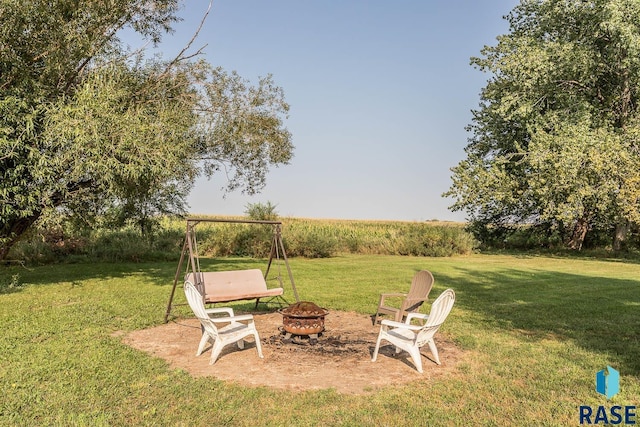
[278, 301, 329, 345]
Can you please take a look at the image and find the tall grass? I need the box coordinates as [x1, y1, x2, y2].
[281, 218, 476, 257]
[7, 216, 476, 263]
[1, 254, 639, 425]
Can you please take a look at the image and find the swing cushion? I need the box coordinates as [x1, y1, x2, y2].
[186, 269, 283, 303]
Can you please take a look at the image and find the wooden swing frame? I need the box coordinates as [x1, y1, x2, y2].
[164, 218, 300, 323]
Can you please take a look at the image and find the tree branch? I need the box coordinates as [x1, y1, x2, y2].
[161, 0, 213, 76]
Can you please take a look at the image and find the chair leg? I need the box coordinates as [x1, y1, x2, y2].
[254, 331, 264, 358]
[196, 333, 210, 356]
[427, 339, 441, 365]
[407, 346, 424, 373]
[371, 333, 384, 362]
[237, 340, 245, 350]
[209, 341, 225, 365]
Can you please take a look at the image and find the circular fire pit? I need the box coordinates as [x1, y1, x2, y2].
[278, 301, 329, 344]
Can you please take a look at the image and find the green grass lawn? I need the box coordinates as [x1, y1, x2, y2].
[1, 254, 639, 426]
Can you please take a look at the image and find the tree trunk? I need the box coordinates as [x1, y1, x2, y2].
[568, 217, 589, 250]
[1, 183, 91, 260]
[613, 220, 630, 251]
[0, 215, 41, 261]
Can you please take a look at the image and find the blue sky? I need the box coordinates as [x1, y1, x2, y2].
[128, 1, 519, 221]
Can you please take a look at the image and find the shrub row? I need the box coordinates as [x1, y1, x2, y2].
[280, 219, 477, 258]
[7, 216, 477, 263]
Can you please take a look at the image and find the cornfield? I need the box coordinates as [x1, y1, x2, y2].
[8, 215, 477, 263]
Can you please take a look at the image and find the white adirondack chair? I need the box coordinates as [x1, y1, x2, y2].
[372, 288, 455, 373]
[184, 280, 264, 364]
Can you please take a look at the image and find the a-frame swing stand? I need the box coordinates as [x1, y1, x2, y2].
[164, 218, 300, 323]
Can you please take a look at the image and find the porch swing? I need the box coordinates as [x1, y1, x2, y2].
[164, 218, 300, 323]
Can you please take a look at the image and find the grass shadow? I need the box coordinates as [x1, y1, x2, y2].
[0, 273, 24, 295]
[437, 266, 640, 376]
[0, 257, 269, 293]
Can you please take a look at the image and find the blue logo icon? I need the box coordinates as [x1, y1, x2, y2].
[596, 366, 619, 399]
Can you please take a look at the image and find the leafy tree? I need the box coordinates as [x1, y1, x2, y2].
[0, 1, 293, 259]
[245, 201, 279, 221]
[446, 0, 640, 250]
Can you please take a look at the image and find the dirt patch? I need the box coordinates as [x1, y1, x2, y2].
[121, 310, 462, 394]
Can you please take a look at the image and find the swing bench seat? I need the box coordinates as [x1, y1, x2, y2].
[186, 269, 284, 306]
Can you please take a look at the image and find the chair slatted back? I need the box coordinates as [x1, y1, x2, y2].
[405, 270, 435, 311]
[416, 289, 455, 346]
[184, 281, 219, 339]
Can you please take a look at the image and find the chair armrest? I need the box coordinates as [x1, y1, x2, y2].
[205, 307, 234, 317]
[400, 297, 429, 311]
[379, 292, 407, 305]
[405, 312, 429, 324]
[210, 314, 254, 323]
[380, 292, 407, 298]
[381, 319, 423, 331]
